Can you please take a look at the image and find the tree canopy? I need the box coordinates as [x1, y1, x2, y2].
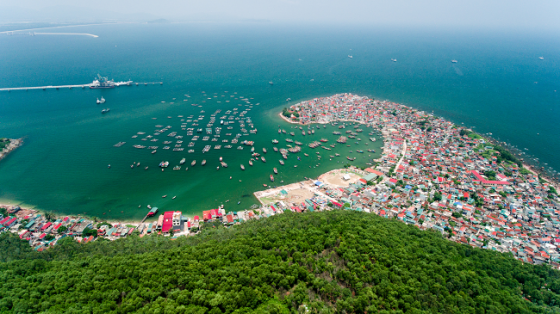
[1, 210, 559, 313]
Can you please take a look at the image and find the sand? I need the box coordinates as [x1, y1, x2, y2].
[318, 169, 363, 187]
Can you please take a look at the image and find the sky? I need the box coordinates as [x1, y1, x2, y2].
[1, 0, 559, 30]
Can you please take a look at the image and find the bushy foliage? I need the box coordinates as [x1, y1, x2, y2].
[1, 211, 559, 313]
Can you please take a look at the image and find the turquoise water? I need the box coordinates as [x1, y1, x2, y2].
[0, 24, 559, 219]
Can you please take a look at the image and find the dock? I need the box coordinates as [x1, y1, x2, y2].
[0, 81, 163, 92]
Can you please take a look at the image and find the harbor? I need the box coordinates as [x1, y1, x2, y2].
[3, 91, 560, 268]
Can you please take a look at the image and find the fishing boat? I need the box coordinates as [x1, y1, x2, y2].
[162, 195, 167, 198]
[172, 196, 176, 200]
[278, 129, 281, 134]
[369, 137, 376, 142]
[240, 164, 245, 170]
[272, 139, 279, 144]
[191, 160, 196, 166]
[249, 160, 253, 166]
[101, 108, 110, 114]
[273, 147, 278, 152]
[145, 166, 149, 170]
[304, 153, 309, 157]
[273, 167, 278, 174]
[96, 97, 105, 104]
[201, 160, 207, 166]
[270, 175, 274, 182]
[221, 161, 228, 168]
[219, 156, 223, 162]
[302, 131, 306, 136]
[263, 148, 267, 153]
[279, 160, 284, 165]
[159, 161, 169, 168]
[173, 166, 181, 170]
[290, 132, 295, 136]
[261, 157, 266, 162]
[180, 158, 186, 165]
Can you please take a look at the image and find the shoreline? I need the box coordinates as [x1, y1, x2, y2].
[4, 96, 558, 222]
[0, 138, 23, 162]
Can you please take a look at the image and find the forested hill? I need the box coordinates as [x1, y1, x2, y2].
[1, 211, 560, 313]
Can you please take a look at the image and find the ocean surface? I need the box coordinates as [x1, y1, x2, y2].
[0, 23, 559, 220]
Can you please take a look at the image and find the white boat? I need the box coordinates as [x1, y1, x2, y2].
[539, 56, 544, 60]
[348, 55, 353, 59]
[96, 97, 106, 104]
[451, 60, 458, 63]
[391, 58, 397, 62]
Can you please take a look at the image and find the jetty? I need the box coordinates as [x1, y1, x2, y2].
[0, 81, 162, 92]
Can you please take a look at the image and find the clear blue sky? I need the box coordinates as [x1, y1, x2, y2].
[2, 0, 559, 30]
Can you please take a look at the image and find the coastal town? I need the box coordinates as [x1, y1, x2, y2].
[2, 93, 560, 268]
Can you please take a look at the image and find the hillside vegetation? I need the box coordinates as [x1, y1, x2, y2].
[1, 211, 560, 313]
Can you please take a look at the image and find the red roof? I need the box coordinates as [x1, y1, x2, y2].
[41, 222, 52, 231]
[365, 168, 384, 176]
[471, 171, 511, 185]
[161, 211, 174, 233]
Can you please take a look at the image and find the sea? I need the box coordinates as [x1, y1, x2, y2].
[0, 23, 559, 220]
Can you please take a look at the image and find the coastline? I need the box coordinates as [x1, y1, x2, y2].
[0, 138, 23, 163]
[4, 93, 560, 268]
[5, 99, 556, 223]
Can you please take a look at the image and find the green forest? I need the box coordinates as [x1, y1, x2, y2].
[1, 210, 560, 313]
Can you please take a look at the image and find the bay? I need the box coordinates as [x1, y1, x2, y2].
[0, 23, 558, 219]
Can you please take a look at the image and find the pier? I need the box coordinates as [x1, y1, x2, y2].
[0, 81, 163, 92]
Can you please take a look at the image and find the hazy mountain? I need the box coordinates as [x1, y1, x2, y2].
[0, 5, 157, 23]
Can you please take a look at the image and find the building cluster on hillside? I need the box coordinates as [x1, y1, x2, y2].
[2, 94, 559, 267]
[278, 93, 560, 267]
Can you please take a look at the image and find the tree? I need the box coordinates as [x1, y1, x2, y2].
[82, 227, 98, 238]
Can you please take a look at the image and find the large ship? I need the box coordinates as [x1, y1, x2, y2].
[90, 74, 116, 89]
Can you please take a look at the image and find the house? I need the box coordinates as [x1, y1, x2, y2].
[162, 211, 174, 233]
[172, 211, 182, 231]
